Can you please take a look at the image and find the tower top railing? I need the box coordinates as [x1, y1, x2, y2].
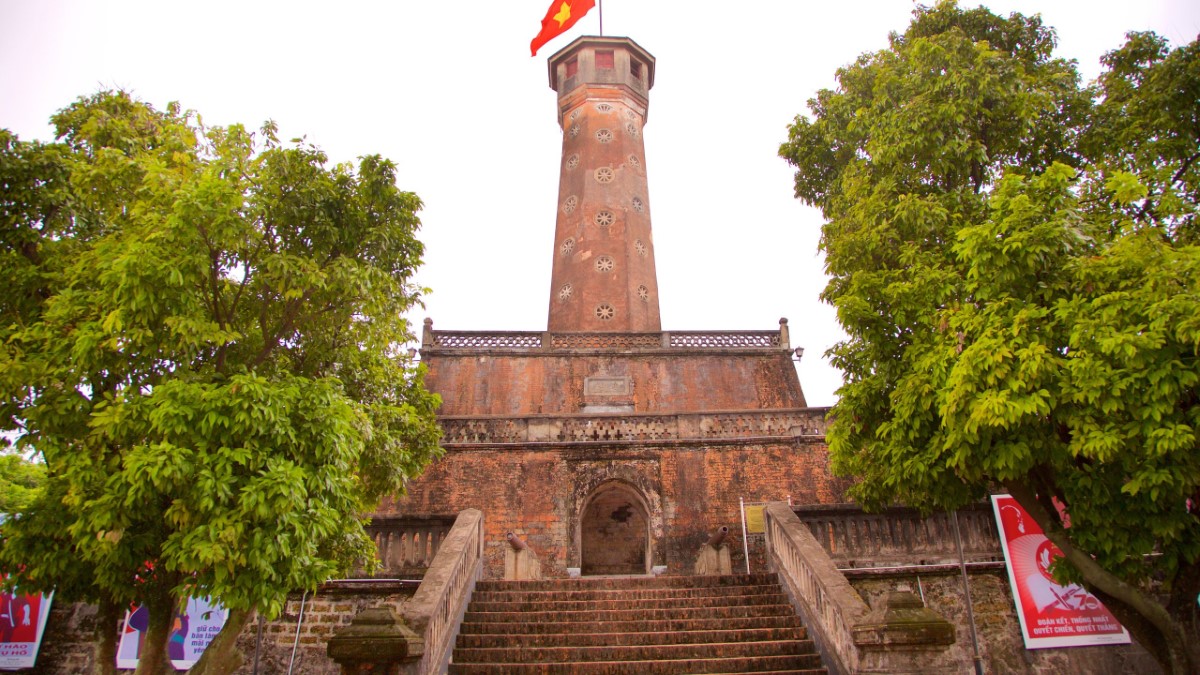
[421, 318, 793, 352]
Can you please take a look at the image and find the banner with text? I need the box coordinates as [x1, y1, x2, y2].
[0, 588, 53, 670]
[992, 494, 1130, 649]
[116, 596, 228, 670]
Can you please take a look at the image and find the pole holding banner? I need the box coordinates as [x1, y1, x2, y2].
[739, 497, 751, 573]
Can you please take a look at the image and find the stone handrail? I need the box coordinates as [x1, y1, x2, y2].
[764, 501, 868, 675]
[399, 508, 484, 675]
[794, 503, 1001, 568]
[439, 408, 829, 445]
[424, 328, 786, 352]
[361, 516, 457, 577]
[765, 502, 959, 674]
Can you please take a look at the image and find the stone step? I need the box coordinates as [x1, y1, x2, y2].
[463, 603, 798, 625]
[450, 574, 827, 675]
[471, 583, 785, 604]
[454, 638, 818, 664]
[467, 590, 789, 613]
[448, 654, 825, 674]
[458, 614, 805, 636]
[457, 626, 808, 649]
[476, 573, 779, 593]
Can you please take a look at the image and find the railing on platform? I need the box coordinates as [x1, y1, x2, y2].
[766, 502, 977, 674]
[765, 502, 867, 675]
[424, 329, 786, 352]
[432, 332, 544, 349]
[400, 508, 484, 675]
[437, 408, 830, 445]
[360, 515, 457, 578]
[793, 503, 1002, 568]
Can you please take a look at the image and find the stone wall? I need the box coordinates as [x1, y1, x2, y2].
[381, 438, 849, 578]
[847, 567, 1161, 674]
[15, 582, 416, 674]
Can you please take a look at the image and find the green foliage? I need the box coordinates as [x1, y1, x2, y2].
[0, 453, 46, 514]
[781, 1, 1199, 667]
[0, 91, 442, 624]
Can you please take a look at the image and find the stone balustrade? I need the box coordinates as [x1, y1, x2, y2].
[361, 515, 457, 578]
[793, 503, 1002, 569]
[398, 508, 484, 675]
[765, 502, 869, 674]
[437, 408, 829, 445]
[764, 502, 959, 675]
[424, 328, 785, 351]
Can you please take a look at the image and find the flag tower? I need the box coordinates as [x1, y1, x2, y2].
[545, 37, 660, 332]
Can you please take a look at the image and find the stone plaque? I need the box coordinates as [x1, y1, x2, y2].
[584, 376, 631, 397]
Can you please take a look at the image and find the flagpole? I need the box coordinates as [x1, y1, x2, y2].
[598, 0, 603, 36]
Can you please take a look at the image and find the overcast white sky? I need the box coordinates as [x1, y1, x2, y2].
[2, 1, 1197, 407]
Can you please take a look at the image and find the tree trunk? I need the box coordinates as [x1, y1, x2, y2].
[1166, 558, 1200, 647]
[91, 597, 120, 675]
[132, 585, 176, 675]
[187, 606, 255, 675]
[1004, 479, 1200, 674]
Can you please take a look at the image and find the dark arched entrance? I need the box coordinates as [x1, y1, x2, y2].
[580, 481, 651, 575]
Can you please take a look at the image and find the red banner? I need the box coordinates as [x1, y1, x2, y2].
[530, 0, 595, 56]
[0, 588, 53, 669]
[992, 494, 1130, 649]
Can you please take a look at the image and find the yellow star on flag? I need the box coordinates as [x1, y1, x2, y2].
[553, 2, 572, 27]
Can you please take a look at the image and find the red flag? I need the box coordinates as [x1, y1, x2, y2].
[530, 0, 595, 56]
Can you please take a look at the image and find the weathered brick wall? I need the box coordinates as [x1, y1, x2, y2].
[19, 601, 99, 673]
[849, 571, 1161, 675]
[16, 584, 415, 674]
[423, 351, 806, 415]
[382, 438, 850, 577]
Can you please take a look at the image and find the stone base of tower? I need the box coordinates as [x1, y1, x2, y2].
[379, 428, 846, 578]
[379, 320, 848, 578]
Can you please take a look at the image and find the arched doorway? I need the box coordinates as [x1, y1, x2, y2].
[580, 481, 651, 575]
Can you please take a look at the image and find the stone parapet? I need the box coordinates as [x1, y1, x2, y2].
[793, 503, 1002, 569]
[397, 508, 483, 675]
[438, 407, 829, 446]
[764, 502, 960, 675]
[424, 329, 786, 352]
[362, 516, 457, 578]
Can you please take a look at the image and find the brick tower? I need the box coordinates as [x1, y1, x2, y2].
[384, 35, 838, 579]
[546, 37, 660, 332]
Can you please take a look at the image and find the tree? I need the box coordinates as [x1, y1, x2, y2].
[0, 91, 443, 675]
[0, 453, 45, 514]
[780, 2, 1199, 672]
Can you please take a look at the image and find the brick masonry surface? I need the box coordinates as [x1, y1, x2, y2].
[382, 439, 849, 578]
[422, 351, 806, 415]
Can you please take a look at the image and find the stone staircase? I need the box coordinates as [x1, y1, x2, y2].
[449, 573, 827, 674]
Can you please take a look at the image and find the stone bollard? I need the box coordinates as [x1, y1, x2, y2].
[326, 606, 423, 675]
[693, 526, 733, 575]
[504, 532, 543, 580]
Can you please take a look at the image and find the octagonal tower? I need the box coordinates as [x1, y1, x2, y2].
[546, 36, 660, 332]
